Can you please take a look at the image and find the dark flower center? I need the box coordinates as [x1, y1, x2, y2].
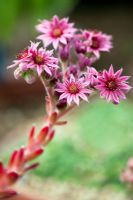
[107, 80, 117, 91]
[91, 37, 99, 49]
[17, 48, 28, 60]
[33, 55, 44, 65]
[68, 82, 79, 94]
[53, 28, 62, 38]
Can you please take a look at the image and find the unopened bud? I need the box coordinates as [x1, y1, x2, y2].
[59, 45, 69, 62]
[56, 99, 67, 110]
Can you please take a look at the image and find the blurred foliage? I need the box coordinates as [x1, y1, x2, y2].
[33, 100, 133, 190]
[0, 0, 78, 41]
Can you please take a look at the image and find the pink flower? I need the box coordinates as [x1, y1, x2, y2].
[56, 76, 92, 105]
[28, 42, 58, 76]
[96, 65, 131, 104]
[36, 15, 76, 49]
[8, 41, 58, 77]
[84, 30, 113, 58]
[86, 67, 99, 87]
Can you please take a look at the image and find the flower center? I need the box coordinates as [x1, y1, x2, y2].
[107, 80, 117, 91]
[91, 37, 99, 49]
[17, 48, 28, 60]
[33, 55, 44, 65]
[68, 82, 79, 94]
[53, 28, 62, 38]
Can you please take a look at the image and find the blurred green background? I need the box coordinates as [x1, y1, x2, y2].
[0, 1, 133, 199]
[0, 0, 77, 40]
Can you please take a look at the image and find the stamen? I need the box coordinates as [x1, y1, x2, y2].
[107, 80, 117, 91]
[33, 55, 44, 65]
[91, 37, 99, 49]
[68, 83, 79, 94]
[53, 28, 62, 38]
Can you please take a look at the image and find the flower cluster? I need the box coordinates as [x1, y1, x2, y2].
[96, 65, 131, 104]
[8, 15, 131, 106]
[2, 15, 131, 198]
[8, 42, 58, 84]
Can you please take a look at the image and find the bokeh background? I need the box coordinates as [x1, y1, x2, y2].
[0, 1, 133, 199]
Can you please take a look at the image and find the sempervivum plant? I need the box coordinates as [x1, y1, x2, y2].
[0, 15, 131, 199]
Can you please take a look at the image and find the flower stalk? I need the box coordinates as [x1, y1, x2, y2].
[1, 15, 131, 198]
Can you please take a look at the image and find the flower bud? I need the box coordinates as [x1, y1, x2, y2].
[23, 73, 36, 84]
[56, 99, 67, 110]
[14, 67, 21, 79]
[49, 78, 58, 87]
[78, 54, 91, 69]
[75, 40, 86, 54]
[59, 45, 69, 62]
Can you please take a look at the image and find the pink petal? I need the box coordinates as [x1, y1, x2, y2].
[79, 93, 88, 102]
[74, 95, 80, 105]
[109, 65, 114, 76]
[59, 93, 68, 100]
[44, 65, 52, 76]
[53, 40, 59, 49]
[115, 68, 123, 78]
[67, 95, 73, 105]
[116, 90, 126, 100]
[60, 37, 67, 45]
[37, 66, 43, 76]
